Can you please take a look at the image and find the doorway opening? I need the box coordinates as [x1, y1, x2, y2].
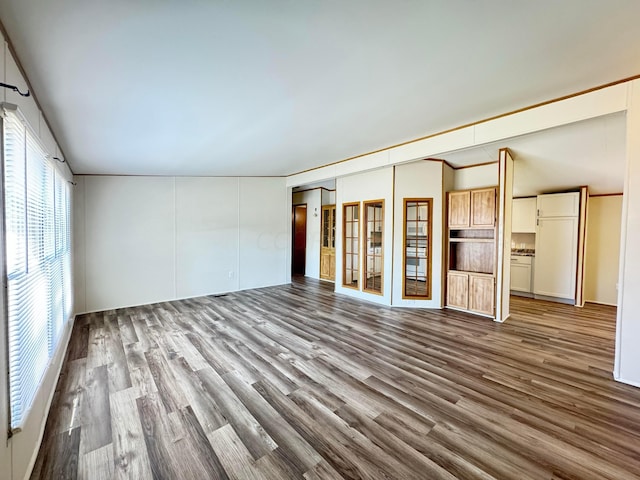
[292, 204, 307, 275]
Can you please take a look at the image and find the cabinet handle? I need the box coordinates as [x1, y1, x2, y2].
[537, 209, 540, 217]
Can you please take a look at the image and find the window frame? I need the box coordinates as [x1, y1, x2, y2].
[363, 199, 384, 295]
[342, 202, 360, 290]
[402, 198, 433, 300]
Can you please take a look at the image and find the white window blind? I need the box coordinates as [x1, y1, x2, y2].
[3, 108, 72, 428]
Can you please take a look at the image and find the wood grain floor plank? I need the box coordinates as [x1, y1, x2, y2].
[81, 365, 112, 454]
[195, 366, 278, 460]
[78, 443, 113, 480]
[207, 424, 270, 480]
[222, 371, 322, 472]
[30, 277, 640, 480]
[110, 388, 153, 480]
[32, 426, 81, 480]
[144, 347, 187, 413]
[104, 314, 132, 393]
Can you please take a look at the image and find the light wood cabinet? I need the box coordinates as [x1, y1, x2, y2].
[469, 274, 495, 315]
[448, 191, 470, 228]
[448, 188, 495, 229]
[470, 188, 496, 228]
[447, 271, 495, 315]
[512, 197, 537, 233]
[446, 187, 498, 318]
[447, 272, 469, 310]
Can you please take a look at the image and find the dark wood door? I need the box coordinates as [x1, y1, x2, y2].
[292, 205, 307, 275]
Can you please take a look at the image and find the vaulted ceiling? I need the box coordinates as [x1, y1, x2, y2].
[0, 1, 639, 182]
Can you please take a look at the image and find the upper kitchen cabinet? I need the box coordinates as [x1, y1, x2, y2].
[448, 188, 496, 229]
[536, 192, 579, 218]
[512, 197, 537, 233]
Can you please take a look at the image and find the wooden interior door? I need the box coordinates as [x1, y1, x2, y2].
[320, 205, 336, 281]
[292, 205, 307, 275]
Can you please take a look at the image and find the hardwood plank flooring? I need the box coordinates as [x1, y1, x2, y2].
[31, 277, 640, 479]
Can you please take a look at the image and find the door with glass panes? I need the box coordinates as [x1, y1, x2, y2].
[320, 205, 336, 280]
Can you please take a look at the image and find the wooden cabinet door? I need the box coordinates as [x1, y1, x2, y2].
[534, 216, 578, 299]
[447, 272, 469, 309]
[470, 188, 496, 228]
[469, 274, 495, 315]
[512, 197, 537, 233]
[448, 191, 470, 228]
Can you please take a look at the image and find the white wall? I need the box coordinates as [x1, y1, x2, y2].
[585, 195, 622, 305]
[75, 175, 288, 312]
[392, 161, 444, 307]
[335, 168, 394, 305]
[453, 163, 499, 190]
[292, 188, 322, 279]
[322, 188, 336, 205]
[239, 177, 290, 290]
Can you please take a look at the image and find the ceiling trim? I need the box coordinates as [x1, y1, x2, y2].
[590, 192, 623, 197]
[289, 73, 640, 178]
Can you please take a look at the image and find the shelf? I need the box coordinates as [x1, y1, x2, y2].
[448, 269, 494, 277]
[449, 238, 494, 243]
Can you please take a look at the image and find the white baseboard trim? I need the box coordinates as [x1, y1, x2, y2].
[585, 300, 618, 307]
[614, 376, 640, 389]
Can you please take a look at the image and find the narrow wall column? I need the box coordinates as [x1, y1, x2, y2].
[615, 79, 640, 386]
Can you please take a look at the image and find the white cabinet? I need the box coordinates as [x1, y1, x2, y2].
[537, 192, 579, 218]
[510, 256, 532, 292]
[512, 197, 536, 233]
[534, 216, 578, 299]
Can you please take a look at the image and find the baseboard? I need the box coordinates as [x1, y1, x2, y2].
[614, 376, 640, 389]
[533, 294, 575, 305]
[585, 300, 618, 307]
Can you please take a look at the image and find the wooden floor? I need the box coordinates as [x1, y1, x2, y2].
[31, 277, 640, 479]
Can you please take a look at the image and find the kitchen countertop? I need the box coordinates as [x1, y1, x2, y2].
[511, 249, 535, 257]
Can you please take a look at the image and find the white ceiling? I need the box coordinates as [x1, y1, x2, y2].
[0, 1, 639, 178]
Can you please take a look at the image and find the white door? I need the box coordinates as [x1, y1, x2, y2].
[534, 217, 578, 299]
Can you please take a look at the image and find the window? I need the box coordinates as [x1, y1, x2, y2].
[403, 199, 432, 299]
[3, 108, 72, 428]
[342, 203, 359, 289]
[363, 200, 383, 294]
